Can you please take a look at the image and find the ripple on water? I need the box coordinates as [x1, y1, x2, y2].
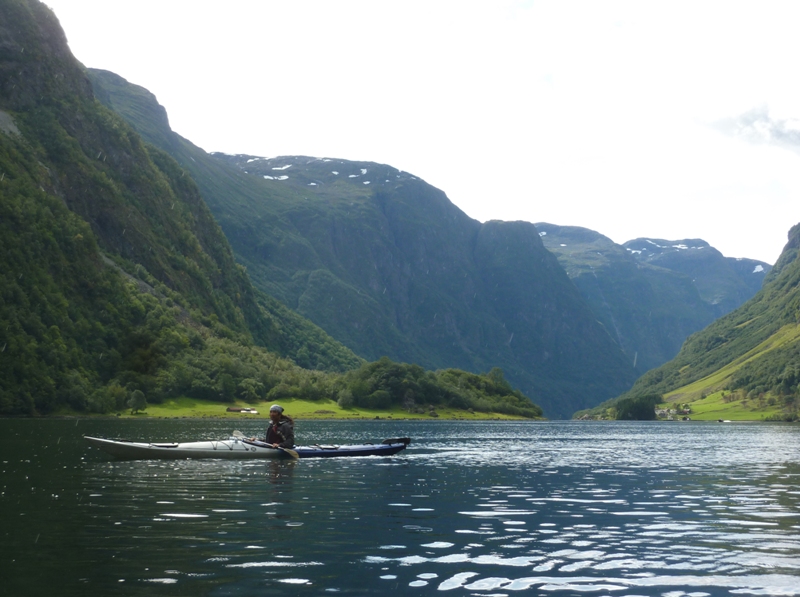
[143, 578, 178, 584]
[277, 578, 310, 584]
[227, 561, 324, 569]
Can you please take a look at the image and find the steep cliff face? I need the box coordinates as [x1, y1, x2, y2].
[0, 1, 361, 415]
[213, 157, 641, 418]
[0, 2, 263, 339]
[0, 1, 92, 110]
[84, 67, 641, 417]
[766, 222, 800, 281]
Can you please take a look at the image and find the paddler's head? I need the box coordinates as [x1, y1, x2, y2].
[269, 404, 284, 423]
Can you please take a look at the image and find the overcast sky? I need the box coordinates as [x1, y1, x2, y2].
[43, 0, 800, 264]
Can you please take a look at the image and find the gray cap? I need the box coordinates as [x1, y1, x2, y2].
[269, 404, 284, 413]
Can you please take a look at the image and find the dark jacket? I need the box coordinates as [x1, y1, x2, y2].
[266, 416, 294, 448]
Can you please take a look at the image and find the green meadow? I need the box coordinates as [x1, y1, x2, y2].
[74, 396, 532, 421]
[662, 391, 784, 421]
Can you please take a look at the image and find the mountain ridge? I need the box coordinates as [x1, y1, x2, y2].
[4, 2, 788, 421]
[622, 236, 769, 315]
[537, 224, 770, 374]
[3, 0, 542, 422]
[87, 69, 640, 418]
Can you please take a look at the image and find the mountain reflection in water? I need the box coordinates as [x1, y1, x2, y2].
[1, 419, 798, 596]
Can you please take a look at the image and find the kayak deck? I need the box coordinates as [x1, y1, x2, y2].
[84, 436, 410, 460]
[292, 441, 408, 458]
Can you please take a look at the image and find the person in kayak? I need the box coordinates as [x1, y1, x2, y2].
[266, 404, 294, 448]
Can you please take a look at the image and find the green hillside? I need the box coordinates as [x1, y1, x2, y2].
[0, 0, 359, 413]
[87, 70, 639, 418]
[576, 223, 800, 421]
[82, 69, 362, 373]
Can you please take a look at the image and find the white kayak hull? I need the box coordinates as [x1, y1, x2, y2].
[85, 436, 284, 459]
[84, 436, 410, 460]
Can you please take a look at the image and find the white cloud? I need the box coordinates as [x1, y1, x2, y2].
[715, 106, 800, 152]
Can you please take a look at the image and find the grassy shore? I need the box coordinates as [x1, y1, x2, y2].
[81, 397, 537, 421]
[660, 390, 785, 421]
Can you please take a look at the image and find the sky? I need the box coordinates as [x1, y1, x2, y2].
[42, 0, 800, 264]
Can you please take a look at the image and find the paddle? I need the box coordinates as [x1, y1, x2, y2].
[232, 430, 299, 459]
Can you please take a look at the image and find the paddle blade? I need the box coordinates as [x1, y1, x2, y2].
[281, 447, 300, 459]
[382, 437, 411, 445]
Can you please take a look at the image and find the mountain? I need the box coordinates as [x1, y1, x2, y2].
[537, 224, 770, 374]
[580, 222, 800, 420]
[87, 71, 639, 418]
[0, 0, 362, 415]
[536, 224, 716, 373]
[622, 237, 770, 317]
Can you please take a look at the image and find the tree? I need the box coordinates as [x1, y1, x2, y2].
[615, 393, 660, 420]
[337, 389, 355, 409]
[128, 389, 147, 414]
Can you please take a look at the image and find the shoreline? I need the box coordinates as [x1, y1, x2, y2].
[40, 396, 540, 421]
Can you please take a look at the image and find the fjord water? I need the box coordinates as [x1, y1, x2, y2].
[2, 419, 799, 596]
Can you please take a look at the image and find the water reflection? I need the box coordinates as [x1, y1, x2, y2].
[2, 419, 799, 595]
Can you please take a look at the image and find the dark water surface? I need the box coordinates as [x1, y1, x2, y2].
[1, 419, 799, 596]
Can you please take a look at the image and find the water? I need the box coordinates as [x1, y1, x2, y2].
[1, 419, 799, 596]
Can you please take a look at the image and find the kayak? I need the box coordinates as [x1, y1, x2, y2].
[84, 435, 410, 460]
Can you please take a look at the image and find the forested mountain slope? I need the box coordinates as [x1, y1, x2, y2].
[88, 69, 638, 418]
[0, 0, 362, 415]
[537, 224, 769, 373]
[582, 222, 800, 420]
